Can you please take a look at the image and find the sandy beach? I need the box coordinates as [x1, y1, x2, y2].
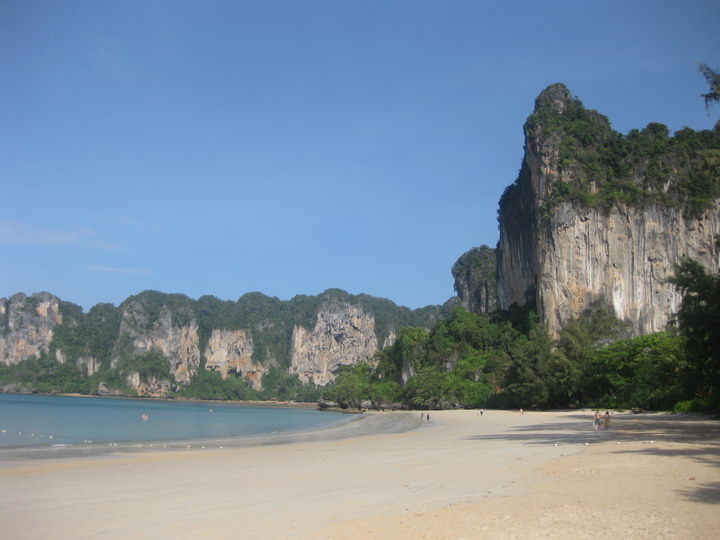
[1, 409, 718, 539]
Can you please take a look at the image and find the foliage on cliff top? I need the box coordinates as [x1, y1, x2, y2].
[451, 245, 496, 280]
[517, 83, 720, 217]
[698, 63, 720, 111]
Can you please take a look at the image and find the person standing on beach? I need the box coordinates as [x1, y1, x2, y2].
[603, 411, 610, 430]
[593, 410, 601, 432]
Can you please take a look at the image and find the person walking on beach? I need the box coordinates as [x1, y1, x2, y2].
[593, 410, 601, 432]
[603, 411, 610, 430]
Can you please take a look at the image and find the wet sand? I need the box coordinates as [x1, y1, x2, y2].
[1, 410, 718, 539]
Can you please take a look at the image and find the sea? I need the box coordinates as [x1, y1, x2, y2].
[0, 393, 350, 452]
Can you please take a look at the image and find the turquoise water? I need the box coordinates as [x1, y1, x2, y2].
[0, 393, 348, 449]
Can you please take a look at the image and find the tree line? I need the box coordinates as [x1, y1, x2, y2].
[323, 258, 719, 413]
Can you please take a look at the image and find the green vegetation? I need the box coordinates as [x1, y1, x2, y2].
[519, 84, 720, 217]
[698, 63, 720, 110]
[176, 369, 259, 401]
[323, 265, 718, 413]
[0, 355, 90, 395]
[668, 257, 720, 410]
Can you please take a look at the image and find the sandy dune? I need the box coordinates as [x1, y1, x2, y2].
[1, 410, 718, 539]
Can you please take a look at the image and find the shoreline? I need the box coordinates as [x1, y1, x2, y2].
[1, 409, 717, 539]
[0, 410, 422, 462]
[0, 389, 323, 409]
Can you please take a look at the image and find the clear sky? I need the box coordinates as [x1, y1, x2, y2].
[2, 1, 719, 311]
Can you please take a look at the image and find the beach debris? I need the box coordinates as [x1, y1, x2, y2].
[553, 443, 559, 447]
[584, 442, 589, 445]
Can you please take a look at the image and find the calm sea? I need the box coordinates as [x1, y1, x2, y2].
[0, 393, 348, 449]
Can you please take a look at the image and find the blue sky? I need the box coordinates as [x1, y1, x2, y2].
[2, 1, 719, 311]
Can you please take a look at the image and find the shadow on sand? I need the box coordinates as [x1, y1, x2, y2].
[466, 412, 720, 503]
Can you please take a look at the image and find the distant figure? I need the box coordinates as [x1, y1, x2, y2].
[603, 411, 610, 430]
[593, 410, 601, 432]
[427, 413, 430, 422]
[519, 408, 524, 415]
[480, 409, 484, 416]
[141, 413, 149, 422]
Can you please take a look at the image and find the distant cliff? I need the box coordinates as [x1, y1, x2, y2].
[0, 293, 62, 366]
[451, 245, 497, 315]
[0, 289, 450, 396]
[496, 83, 720, 335]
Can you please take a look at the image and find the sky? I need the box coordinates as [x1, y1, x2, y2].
[2, 1, 719, 312]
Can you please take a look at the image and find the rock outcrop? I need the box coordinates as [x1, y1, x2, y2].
[116, 299, 201, 387]
[452, 245, 498, 315]
[497, 83, 720, 336]
[1, 288, 439, 395]
[205, 329, 266, 390]
[0, 292, 62, 365]
[290, 303, 379, 386]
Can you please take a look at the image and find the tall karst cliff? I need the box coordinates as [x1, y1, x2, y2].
[496, 83, 720, 335]
[0, 289, 449, 396]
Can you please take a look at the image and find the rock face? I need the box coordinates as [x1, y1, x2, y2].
[497, 83, 720, 336]
[0, 288, 437, 395]
[452, 245, 498, 315]
[0, 292, 62, 365]
[117, 300, 201, 388]
[205, 329, 266, 390]
[290, 303, 379, 386]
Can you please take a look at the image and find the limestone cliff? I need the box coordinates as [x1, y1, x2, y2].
[115, 298, 201, 394]
[497, 83, 720, 335]
[452, 245, 497, 315]
[0, 292, 62, 366]
[0, 289, 447, 395]
[290, 303, 379, 386]
[205, 329, 266, 390]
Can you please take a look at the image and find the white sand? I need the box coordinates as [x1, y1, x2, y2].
[1, 410, 718, 539]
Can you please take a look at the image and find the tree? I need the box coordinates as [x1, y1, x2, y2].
[698, 63, 720, 110]
[669, 258, 720, 407]
[583, 332, 685, 409]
